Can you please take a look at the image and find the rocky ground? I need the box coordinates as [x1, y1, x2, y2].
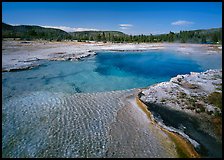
[139, 69, 222, 144]
[140, 69, 222, 114]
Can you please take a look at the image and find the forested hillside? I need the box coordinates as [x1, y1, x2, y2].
[70, 31, 126, 42]
[2, 23, 72, 41]
[2, 23, 222, 44]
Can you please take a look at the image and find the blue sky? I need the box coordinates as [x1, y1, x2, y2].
[2, 2, 222, 35]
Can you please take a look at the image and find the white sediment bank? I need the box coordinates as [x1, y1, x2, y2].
[140, 69, 222, 114]
[2, 40, 222, 71]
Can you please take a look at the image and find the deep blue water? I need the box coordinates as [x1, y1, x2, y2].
[95, 51, 203, 78]
[2, 50, 222, 99]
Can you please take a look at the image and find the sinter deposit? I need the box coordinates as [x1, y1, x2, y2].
[140, 69, 222, 115]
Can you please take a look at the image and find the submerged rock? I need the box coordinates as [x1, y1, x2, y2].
[2, 63, 40, 72]
[49, 51, 96, 61]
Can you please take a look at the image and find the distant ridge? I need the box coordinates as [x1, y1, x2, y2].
[2, 23, 222, 43]
[2, 23, 71, 41]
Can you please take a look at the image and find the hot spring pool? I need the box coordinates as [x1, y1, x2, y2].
[2, 50, 222, 99]
[2, 50, 222, 158]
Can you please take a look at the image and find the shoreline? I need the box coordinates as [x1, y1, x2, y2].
[106, 92, 178, 158]
[2, 40, 222, 72]
[135, 96, 200, 158]
[138, 69, 222, 157]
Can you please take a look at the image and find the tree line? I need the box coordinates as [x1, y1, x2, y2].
[2, 23, 222, 44]
[73, 29, 222, 44]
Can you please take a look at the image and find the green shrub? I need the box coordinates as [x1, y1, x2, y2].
[207, 92, 222, 110]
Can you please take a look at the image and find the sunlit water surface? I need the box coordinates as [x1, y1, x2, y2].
[2, 50, 221, 99]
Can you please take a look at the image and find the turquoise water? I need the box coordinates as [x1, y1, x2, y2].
[2, 51, 222, 99]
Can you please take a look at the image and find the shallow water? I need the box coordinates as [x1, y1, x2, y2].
[2, 90, 134, 158]
[2, 50, 221, 99]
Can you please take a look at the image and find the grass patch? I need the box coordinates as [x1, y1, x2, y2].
[195, 102, 205, 113]
[178, 92, 187, 99]
[214, 83, 222, 91]
[184, 96, 206, 113]
[187, 97, 196, 108]
[212, 75, 222, 80]
[212, 116, 222, 137]
[181, 82, 199, 89]
[216, 87, 222, 91]
[214, 83, 222, 86]
[186, 106, 195, 110]
[207, 92, 222, 111]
